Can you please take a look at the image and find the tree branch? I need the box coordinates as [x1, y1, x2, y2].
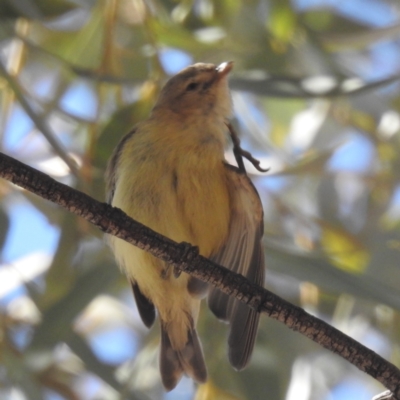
[0, 151, 399, 399]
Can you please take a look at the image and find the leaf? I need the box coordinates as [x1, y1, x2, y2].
[34, 0, 79, 18]
[276, 149, 335, 176]
[38, 215, 81, 307]
[0, 0, 79, 20]
[38, 1, 103, 69]
[265, 243, 400, 310]
[267, 2, 297, 44]
[30, 255, 119, 349]
[321, 23, 400, 50]
[2, 344, 45, 400]
[66, 333, 122, 393]
[94, 85, 157, 169]
[149, 18, 210, 52]
[320, 222, 370, 273]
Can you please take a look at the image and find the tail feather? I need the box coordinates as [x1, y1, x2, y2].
[228, 300, 260, 370]
[160, 324, 207, 391]
[160, 327, 183, 391]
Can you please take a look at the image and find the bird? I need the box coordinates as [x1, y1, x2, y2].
[105, 61, 265, 391]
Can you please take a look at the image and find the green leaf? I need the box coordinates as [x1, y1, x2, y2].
[0, 0, 79, 20]
[94, 88, 157, 169]
[267, 2, 297, 44]
[30, 254, 119, 348]
[320, 223, 370, 273]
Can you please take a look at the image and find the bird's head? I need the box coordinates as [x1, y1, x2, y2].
[153, 62, 233, 121]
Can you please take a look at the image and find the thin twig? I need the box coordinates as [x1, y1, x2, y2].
[230, 74, 400, 99]
[0, 60, 80, 177]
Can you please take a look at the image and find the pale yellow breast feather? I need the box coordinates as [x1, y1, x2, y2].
[110, 117, 230, 287]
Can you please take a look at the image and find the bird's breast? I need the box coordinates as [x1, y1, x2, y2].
[113, 130, 231, 258]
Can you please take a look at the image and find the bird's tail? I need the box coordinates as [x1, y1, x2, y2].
[159, 322, 207, 391]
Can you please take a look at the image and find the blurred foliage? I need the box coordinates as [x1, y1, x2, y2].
[0, 0, 400, 399]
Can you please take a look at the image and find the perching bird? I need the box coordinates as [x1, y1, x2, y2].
[105, 62, 265, 391]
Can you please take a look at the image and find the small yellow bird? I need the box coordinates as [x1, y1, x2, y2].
[105, 62, 265, 391]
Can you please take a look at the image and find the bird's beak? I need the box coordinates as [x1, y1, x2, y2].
[216, 61, 234, 79]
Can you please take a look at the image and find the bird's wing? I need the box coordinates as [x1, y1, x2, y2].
[208, 163, 265, 370]
[105, 128, 137, 204]
[131, 281, 156, 328]
[105, 127, 157, 328]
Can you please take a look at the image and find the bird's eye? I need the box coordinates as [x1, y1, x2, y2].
[186, 82, 199, 91]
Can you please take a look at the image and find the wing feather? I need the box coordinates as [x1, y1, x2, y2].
[105, 128, 137, 204]
[131, 281, 156, 328]
[208, 164, 265, 370]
